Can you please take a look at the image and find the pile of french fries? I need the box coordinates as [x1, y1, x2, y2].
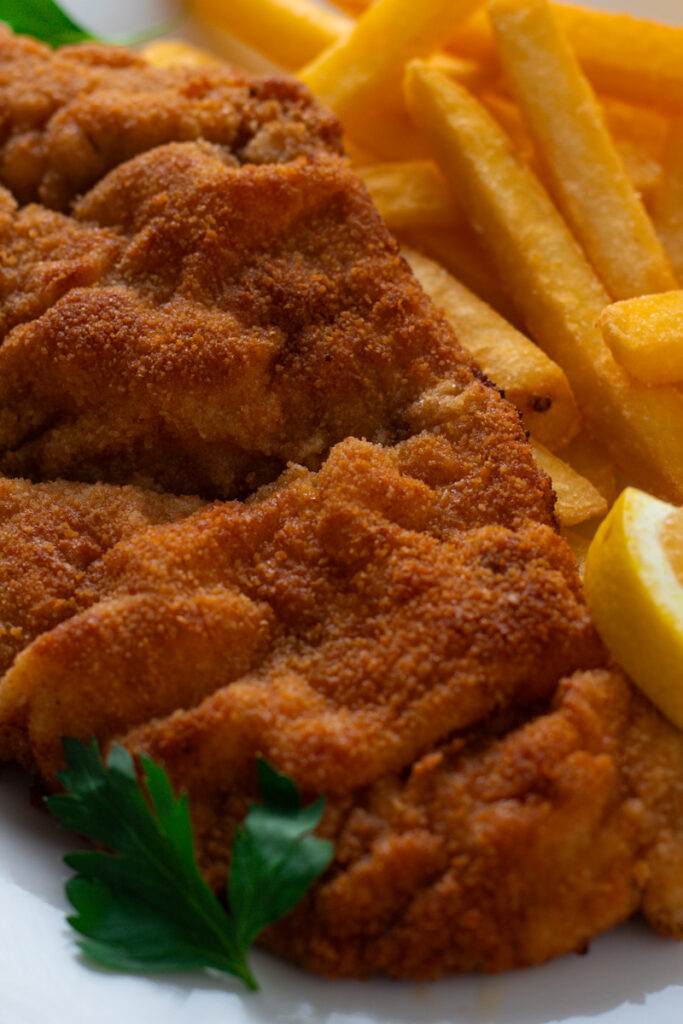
[144, 0, 683, 563]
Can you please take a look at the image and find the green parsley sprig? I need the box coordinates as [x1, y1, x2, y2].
[46, 738, 333, 992]
[0, 0, 184, 48]
[0, 0, 93, 46]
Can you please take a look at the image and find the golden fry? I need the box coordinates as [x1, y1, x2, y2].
[555, 433, 617, 505]
[651, 119, 683, 285]
[614, 140, 661, 200]
[398, 224, 518, 323]
[356, 161, 460, 230]
[142, 40, 219, 68]
[559, 527, 591, 574]
[193, 0, 349, 71]
[531, 441, 607, 527]
[328, 0, 368, 12]
[449, 8, 494, 61]
[479, 91, 536, 165]
[426, 52, 496, 92]
[489, 0, 676, 301]
[598, 292, 683, 385]
[299, 0, 483, 123]
[404, 248, 580, 449]
[450, 4, 683, 111]
[345, 100, 432, 161]
[553, 3, 683, 112]
[599, 97, 668, 163]
[403, 60, 683, 501]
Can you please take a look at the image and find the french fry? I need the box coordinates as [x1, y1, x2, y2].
[478, 91, 536, 165]
[398, 224, 518, 323]
[531, 441, 607, 527]
[651, 119, 683, 284]
[593, 98, 666, 198]
[598, 292, 683, 385]
[141, 40, 219, 68]
[426, 52, 496, 92]
[478, 92, 663, 197]
[614, 140, 661, 201]
[555, 433, 616, 505]
[559, 527, 591, 574]
[551, 3, 683, 112]
[193, 0, 350, 71]
[488, 0, 676, 301]
[403, 248, 580, 449]
[345, 101, 432, 161]
[599, 97, 668, 164]
[403, 60, 683, 502]
[449, 8, 494, 61]
[329, 0, 369, 12]
[299, 0, 484, 124]
[450, 4, 683, 112]
[356, 161, 460, 230]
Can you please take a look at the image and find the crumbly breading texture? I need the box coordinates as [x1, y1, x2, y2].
[4, 421, 683, 979]
[0, 27, 341, 210]
[0, 142, 480, 497]
[0, 476, 202, 681]
[0, 382, 565, 778]
[259, 668, 683, 977]
[0, 29, 482, 500]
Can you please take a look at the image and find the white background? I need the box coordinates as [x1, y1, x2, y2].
[2, 1, 683, 1022]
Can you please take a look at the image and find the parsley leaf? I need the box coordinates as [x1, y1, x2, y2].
[0, 0, 185, 49]
[0, 0, 93, 46]
[46, 739, 333, 991]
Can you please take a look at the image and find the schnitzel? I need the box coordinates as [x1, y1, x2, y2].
[0, 382, 571, 778]
[2, 418, 683, 977]
[0, 27, 682, 981]
[0, 27, 477, 499]
[0, 142, 476, 497]
[0, 28, 341, 209]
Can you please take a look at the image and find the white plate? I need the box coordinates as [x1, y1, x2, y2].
[2, 1, 683, 1021]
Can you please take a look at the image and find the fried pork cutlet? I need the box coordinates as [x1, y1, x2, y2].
[0, 29, 682, 983]
[0, 28, 341, 210]
[0, 27, 476, 499]
[1, 412, 683, 977]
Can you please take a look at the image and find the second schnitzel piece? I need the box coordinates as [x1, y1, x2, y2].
[0, 379, 572, 778]
[4, 395, 682, 978]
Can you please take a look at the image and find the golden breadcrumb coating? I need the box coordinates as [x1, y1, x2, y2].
[0, 27, 341, 209]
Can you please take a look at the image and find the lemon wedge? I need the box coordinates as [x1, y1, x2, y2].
[584, 487, 683, 729]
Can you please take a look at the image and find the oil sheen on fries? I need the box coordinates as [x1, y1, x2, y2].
[404, 60, 683, 502]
